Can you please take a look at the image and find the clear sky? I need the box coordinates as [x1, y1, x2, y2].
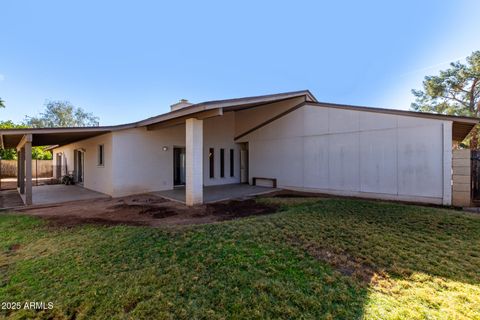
[1, 0, 479, 126]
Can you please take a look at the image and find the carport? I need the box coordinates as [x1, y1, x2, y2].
[0, 126, 117, 205]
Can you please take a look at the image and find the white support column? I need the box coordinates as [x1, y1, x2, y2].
[19, 148, 25, 194]
[185, 118, 203, 206]
[25, 140, 33, 205]
[17, 155, 21, 188]
[442, 122, 453, 206]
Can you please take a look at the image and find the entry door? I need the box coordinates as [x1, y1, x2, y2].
[173, 147, 186, 186]
[75, 150, 85, 184]
[240, 147, 249, 184]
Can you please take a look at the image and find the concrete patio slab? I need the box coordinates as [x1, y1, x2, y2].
[31, 184, 110, 205]
[0, 190, 25, 209]
[152, 184, 277, 204]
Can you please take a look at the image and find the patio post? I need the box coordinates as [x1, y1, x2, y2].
[19, 148, 25, 194]
[17, 153, 20, 188]
[185, 118, 203, 206]
[16, 134, 32, 205]
[25, 139, 32, 205]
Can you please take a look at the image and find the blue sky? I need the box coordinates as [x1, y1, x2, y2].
[1, 0, 479, 126]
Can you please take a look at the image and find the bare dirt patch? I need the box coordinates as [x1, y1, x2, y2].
[15, 194, 279, 227]
[205, 199, 278, 220]
[265, 190, 334, 199]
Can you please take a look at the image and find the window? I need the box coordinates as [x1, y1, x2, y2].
[209, 148, 214, 178]
[230, 149, 234, 177]
[220, 148, 225, 178]
[98, 144, 104, 166]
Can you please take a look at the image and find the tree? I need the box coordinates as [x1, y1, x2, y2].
[0, 121, 27, 160]
[0, 121, 50, 160]
[32, 146, 53, 160]
[411, 51, 480, 148]
[24, 100, 99, 128]
[0, 97, 5, 108]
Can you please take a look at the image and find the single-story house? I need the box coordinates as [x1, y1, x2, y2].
[1, 90, 478, 206]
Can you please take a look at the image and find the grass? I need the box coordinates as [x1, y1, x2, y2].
[0, 198, 479, 319]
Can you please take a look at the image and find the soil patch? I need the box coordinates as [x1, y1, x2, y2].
[266, 190, 333, 199]
[16, 194, 280, 227]
[205, 199, 278, 220]
[107, 203, 176, 219]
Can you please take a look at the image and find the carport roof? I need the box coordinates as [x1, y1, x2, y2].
[0, 127, 118, 148]
[0, 89, 478, 148]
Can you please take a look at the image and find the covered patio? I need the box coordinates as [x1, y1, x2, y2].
[0, 127, 115, 205]
[31, 184, 109, 205]
[153, 184, 276, 204]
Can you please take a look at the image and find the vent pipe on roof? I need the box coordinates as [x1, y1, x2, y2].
[170, 99, 193, 112]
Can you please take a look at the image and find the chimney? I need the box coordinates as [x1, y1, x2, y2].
[170, 99, 193, 111]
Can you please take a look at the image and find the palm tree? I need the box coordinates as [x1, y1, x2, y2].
[0, 98, 4, 108]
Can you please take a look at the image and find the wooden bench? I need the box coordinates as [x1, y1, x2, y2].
[252, 177, 277, 188]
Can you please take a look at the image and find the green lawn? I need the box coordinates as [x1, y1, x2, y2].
[1, 198, 479, 319]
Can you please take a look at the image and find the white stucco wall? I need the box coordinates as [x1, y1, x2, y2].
[203, 112, 241, 186]
[234, 97, 305, 137]
[241, 104, 453, 205]
[109, 111, 240, 197]
[53, 133, 113, 195]
[51, 102, 452, 205]
[111, 125, 185, 197]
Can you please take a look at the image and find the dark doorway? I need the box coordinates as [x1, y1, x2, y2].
[240, 143, 249, 183]
[174, 147, 186, 186]
[74, 150, 84, 184]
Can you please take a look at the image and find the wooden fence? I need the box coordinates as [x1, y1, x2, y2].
[0, 160, 53, 178]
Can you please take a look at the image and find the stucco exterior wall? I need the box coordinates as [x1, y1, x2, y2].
[234, 96, 305, 137]
[111, 125, 185, 197]
[242, 104, 453, 205]
[109, 111, 240, 197]
[53, 133, 113, 195]
[203, 112, 241, 186]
